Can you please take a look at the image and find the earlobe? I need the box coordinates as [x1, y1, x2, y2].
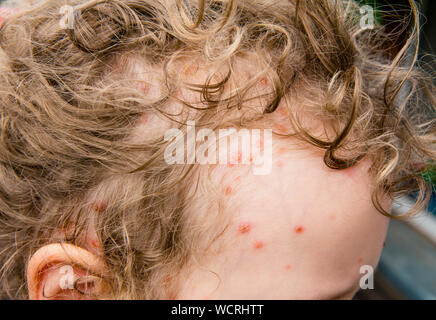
[27, 243, 109, 300]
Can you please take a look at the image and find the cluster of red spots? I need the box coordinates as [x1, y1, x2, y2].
[92, 201, 106, 213]
[294, 226, 305, 234]
[254, 241, 264, 249]
[238, 223, 251, 234]
[224, 186, 233, 196]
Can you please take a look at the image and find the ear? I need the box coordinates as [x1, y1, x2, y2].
[27, 243, 110, 300]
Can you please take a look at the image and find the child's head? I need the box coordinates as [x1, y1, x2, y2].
[0, 0, 434, 299]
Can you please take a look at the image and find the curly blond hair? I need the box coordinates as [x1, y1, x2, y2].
[0, 0, 434, 299]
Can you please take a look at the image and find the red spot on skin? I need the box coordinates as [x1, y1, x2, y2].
[259, 77, 268, 87]
[344, 169, 353, 178]
[238, 223, 251, 234]
[285, 264, 292, 271]
[343, 166, 358, 182]
[276, 160, 284, 168]
[254, 241, 264, 249]
[275, 124, 288, 134]
[357, 258, 364, 264]
[224, 186, 232, 196]
[329, 213, 336, 221]
[294, 226, 305, 234]
[234, 176, 241, 183]
[92, 201, 106, 213]
[90, 239, 100, 249]
[228, 152, 243, 168]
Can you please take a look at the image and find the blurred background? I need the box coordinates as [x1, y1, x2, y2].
[0, 0, 435, 300]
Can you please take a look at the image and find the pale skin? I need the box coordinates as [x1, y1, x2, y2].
[175, 142, 390, 299]
[26, 59, 391, 300]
